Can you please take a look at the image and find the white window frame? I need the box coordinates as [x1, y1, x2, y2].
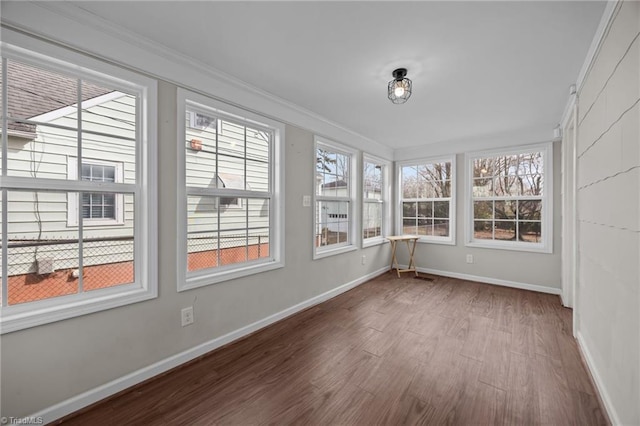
[0, 38, 158, 334]
[313, 137, 358, 259]
[67, 157, 125, 227]
[362, 153, 391, 248]
[465, 142, 553, 253]
[177, 89, 285, 291]
[396, 156, 456, 245]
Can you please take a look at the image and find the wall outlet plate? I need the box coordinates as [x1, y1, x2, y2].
[181, 307, 194, 327]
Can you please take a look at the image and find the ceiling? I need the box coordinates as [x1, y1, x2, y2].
[68, 1, 606, 150]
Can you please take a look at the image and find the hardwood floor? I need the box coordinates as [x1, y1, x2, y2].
[60, 273, 608, 425]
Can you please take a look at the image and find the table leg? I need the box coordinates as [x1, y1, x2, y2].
[408, 238, 419, 276]
[390, 241, 400, 278]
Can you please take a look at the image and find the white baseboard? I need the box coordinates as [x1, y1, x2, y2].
[576, 331, 621, 426]
[405, 265, 562, 295]
[32, 266, 389, 424]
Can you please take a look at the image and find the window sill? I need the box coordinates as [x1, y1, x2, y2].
[180, 259, 285, 291]
[417, 236, 455, 246]
[313, 244, 357, 260]
[466, 240, 552, 254]
[362, 237, 388, 248]
[0, 283, 156, 334]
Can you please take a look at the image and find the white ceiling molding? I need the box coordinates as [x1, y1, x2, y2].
[575, 0, 620, 92]
[393, 127, 553, 161]
[0, 1, 393, 160]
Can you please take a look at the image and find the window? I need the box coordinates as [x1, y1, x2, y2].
[67, 158, 124, 226]
[0, 41, 157, 333]
[466, 143, 552, 252]
[398, 157, 455, 244]
[363, 155, 390, 246]
[314, 138, 357, 259]
[177, 90, 284, 290]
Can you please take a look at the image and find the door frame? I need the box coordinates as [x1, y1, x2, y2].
[560, 96, 578, 336]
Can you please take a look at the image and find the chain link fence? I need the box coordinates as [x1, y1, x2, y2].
[5, 236, 134, 305]
[187, 233, 269, 271]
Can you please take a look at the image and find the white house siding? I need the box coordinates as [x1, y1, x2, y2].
[185, 114, 270, 256]
[6, 93, 136, 275]
[576, 1, 639, 424]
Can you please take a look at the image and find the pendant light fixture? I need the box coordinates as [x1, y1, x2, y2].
[388, 68, 412, 104]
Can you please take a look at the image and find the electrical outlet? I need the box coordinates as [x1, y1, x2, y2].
[181, 306, 194, 327]
[302, 195, 311, 207]
[466, 254, 474, 264]
[361, 255, 366, 265]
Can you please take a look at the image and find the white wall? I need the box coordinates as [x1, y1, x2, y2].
[393, 145, 562, 292]
[575, 1, 640, 424]
[0, 82, 392, 419]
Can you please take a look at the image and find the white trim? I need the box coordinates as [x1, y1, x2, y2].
[27, 265, 389, 424]
[362, 153, 391, 247]
[176, 88, 285, 292]
[396, 155, 456, 245]
[464, 142, 553, 254]
[561, 100, 578, 314]
[313, 137, 359, 260]
[405, 265, 562, 295]
[0, 38, 158, 334]
[575, 1, 621, 92]
[576, 331, 621, 426]
[0, 5, 393, 160]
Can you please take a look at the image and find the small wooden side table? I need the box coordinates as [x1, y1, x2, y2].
[387, 235, 420, 278]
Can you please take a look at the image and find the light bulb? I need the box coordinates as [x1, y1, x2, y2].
[394, 84, 405, 97]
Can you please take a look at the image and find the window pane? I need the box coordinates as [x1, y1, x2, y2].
[83, 133, 134, 183]
[494, 200, 517, 219]
[403, 202, 417, 218]
[519, 221, 542, 243]
[185, 110, 218, 189]
[494, 176, 518, 196]
[494, 221, 516, 241]
[316, 149, 336, 173]
[474, 221, 493, 240]
[434, 219, 450, 237]
[401, 166, 418, 198]
[417, 201, 432, 218]
[82, 81, 136, 140]
[7, 60, 78, 126]
[248, 198, 269, 259]
[7, 124, 77, 179]
[473, 158, 495, 178]
[518, 175, 544, 196]
[417, 218, 432, 236]
[363, 162, 382, 200]
[402, 218, 417, 235]
[7, 190, 80, 305]
[316, 201, 349, 247]
[474, 200, 493, 219]
[363, 202, 382, 239]
[433, 201, 449, 218]
[187, 195, 219, 272]
[518, 200, 542, 220]
[473, 178, 493, 197]
[84, 193, 134, 291]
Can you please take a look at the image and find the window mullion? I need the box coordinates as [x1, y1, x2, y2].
[2, 59, 7, 307]
[2, 58, 7, 177]
[2, 189, 7, 307]
[216, 119, 221, 268]
[77, 78, 84, 294]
